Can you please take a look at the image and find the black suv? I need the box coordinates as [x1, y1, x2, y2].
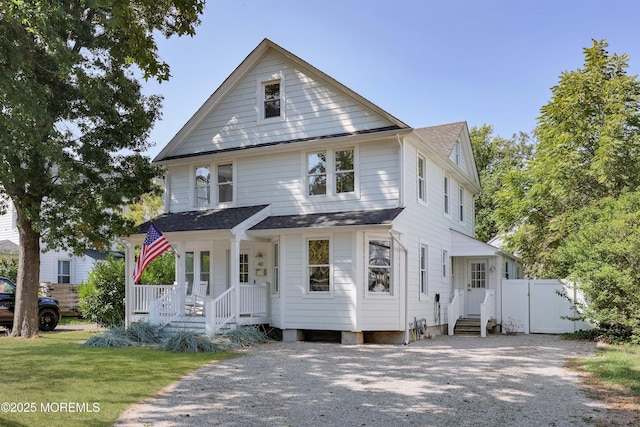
[0, 277, 61, 331]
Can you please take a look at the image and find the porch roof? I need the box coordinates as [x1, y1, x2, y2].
[248, 207, 404, 231]
[135, 205, 270, 235]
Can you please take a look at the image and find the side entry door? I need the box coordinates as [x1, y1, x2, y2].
[466, 259, 487, 317]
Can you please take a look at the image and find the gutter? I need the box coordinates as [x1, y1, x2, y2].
[389, 229, 410, 345]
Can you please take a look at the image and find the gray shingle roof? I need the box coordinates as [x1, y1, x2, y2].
[136, 205, 270, 234]
[0, 239, 18, 254]
[413, 121, 466, 157]
[249, 208, 404, 231]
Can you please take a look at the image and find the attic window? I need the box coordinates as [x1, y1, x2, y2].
[454, 141, 461, 165]
[263, 81, 280, 118]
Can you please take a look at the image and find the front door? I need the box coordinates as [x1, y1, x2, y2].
[466, 259, 487, 316]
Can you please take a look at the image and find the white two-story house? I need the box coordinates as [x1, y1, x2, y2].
[123, 39, 520, 343]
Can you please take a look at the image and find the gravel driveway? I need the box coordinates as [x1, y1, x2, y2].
[116, 334, 616, 427]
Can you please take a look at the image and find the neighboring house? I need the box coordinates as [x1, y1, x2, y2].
[0, 202, 109, 285]
[123, 39, 521, 343]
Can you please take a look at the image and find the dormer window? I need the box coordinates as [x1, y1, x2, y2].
[263, 82, 280, 118]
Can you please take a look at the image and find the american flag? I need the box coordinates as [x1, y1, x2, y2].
[132, 223, 171, 283]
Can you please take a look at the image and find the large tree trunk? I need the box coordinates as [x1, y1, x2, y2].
[10, 207, 41, 338]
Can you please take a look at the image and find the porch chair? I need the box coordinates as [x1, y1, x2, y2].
[185, 281, 208, 316]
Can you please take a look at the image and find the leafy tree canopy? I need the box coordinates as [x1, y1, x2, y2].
[0, 0, 204, 337]
[556, 192, 640, 341]
[469, 124, 532, 243]
[495, 39, 640, 276]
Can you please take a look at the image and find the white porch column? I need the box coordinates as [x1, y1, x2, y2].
[230, 238, 241, 320]
[123, 240, 135, 327]
[174, 242, 185, 316]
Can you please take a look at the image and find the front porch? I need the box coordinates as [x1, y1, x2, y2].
[122, 205, 274, 336]
[130, 283, 268, 336]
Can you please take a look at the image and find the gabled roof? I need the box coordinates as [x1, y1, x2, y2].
[154, 38, 409, 162]
[249, 208, 404, 231]
[414, 122, 466, 157]
[135, 205, 270, 235]
[413, 121, 481, 193]
[0, 239, 18, 254]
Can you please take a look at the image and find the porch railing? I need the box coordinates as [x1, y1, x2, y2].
[207, 287, 234, 336]
[239, 284, 267, 316]
[150, 286, 181, 326]
[133, 284, 175, 314]
[480, 289, 496, 338]
[448, 289, 464, 336]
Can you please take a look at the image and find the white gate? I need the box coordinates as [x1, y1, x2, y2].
[501, 279, 592, 334]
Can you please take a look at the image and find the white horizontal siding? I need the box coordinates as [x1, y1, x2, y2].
[0, 208, 18, 244]
[167, 137, 401, 215]
[170, 50, 394, 158]
[281, 232, 356, 331]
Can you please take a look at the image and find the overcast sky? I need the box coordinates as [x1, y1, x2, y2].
[141, 0, 640, 158]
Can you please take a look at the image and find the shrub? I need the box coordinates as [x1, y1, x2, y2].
[126, 322, 167, 345]
[82, 329, 135, 348]
[161, 331, 223, 353]
[0, 257, 18, 282]
[219, 326, 270, 348]
[78, 255, 126, 327]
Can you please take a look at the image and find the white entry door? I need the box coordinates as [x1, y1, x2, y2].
[466, 260, 487, 316]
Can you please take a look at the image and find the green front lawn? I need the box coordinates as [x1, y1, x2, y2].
[569, 343, 640, 421]
[0, 330, 235, 427]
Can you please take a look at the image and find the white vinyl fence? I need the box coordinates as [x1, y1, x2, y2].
[502, 279, 592, 334]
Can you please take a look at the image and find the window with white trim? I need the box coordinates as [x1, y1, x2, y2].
[335, 149, 355, 193]
[258, 74, 285, 123]
[263, 81, 280, 118]
[194, 166, 210, 207]
[308, 238, 330, 292]
[420, 245, 428, 296]
[417, 154, 426, 203]
[459, 185, 465, 223]
[57, 260, 71, 284]
[368, 238, 392, 293]
[454, 142, 461, 165]
[443, 174, 450, 215]
[442, 250, 448, 279]
[308, 152, 327, 196]
[307, 148, 356, 197]
[217, 163, 233, 203]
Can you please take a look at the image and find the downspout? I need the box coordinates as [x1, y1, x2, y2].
[395, 133, 405, 207]
[390, 230, 410, 344]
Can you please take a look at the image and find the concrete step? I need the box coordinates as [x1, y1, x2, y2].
[454, 318, 481, 336]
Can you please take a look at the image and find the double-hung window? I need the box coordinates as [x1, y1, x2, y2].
[307, 148, 355, 197]
[308, 152, 327, 196]
[194, 166, 211, 207]
[258, 74, 285, 123]
[368, 238, 392, 293]
[194, 164, 233, 207]
[420, 245, 428, 296]
[308, 238, 330, 292]
[218, 163, 233, 203]
[335, 149, 355, 193]
[443, 174, 450, 215]
[417, 154, 426, 203]
[263, 81, 281, 118]
[442, 250, 449, 280]
[459, 186, 465, 223]
[58, 260, 71, 284]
